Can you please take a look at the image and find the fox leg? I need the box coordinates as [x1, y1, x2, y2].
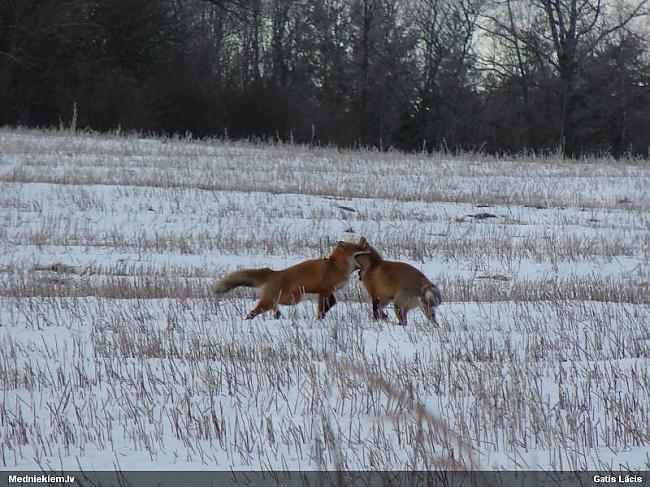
[421, 302, 439, 327]
[429, 309, 438, 327]
[247, 286, 291, 319]
[317, 293, 337, 319]
[393, 303, 408, 326]
[372, 298, 389, 320]
[394, 292, 416, 326]
[245, 299, 277, 319]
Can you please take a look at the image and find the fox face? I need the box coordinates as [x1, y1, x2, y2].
[334, 240, 372, 274]
[354, 254, 371, 279]
[353, 237, 382, 278]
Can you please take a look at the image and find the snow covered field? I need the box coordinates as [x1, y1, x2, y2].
[0, 128, 648, 471]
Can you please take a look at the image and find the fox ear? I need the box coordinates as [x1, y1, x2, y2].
[359, 237, 368, 246]
[338, 240, 345, 246]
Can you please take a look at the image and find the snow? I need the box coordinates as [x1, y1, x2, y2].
[0, 128, 648, 471]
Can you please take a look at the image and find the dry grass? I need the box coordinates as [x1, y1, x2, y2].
[0, 128, 649, 471]
[1, 269, 648, 307]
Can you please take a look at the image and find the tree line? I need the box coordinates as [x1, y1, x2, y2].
[1, 0, 649, 156]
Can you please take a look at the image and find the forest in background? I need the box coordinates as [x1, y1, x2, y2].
[1, 0, 649, 156]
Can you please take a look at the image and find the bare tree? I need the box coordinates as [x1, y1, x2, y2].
[402, 0, 483, 149]
[1, 0, 649, 154]
[481, 0, 650, 155]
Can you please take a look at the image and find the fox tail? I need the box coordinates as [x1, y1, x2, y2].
[422, 283, 442, 307]
[212, 268, 275, 294]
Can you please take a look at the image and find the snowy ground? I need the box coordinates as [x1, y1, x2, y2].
[0, 128, 648, 471]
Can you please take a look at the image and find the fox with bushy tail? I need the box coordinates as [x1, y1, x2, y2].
[212, 241, 370, 319]
[354, 237, 442, 327]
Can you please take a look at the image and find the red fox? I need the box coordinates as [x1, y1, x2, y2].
[212, 241, 370, 319]
[354, 237, 442, 327]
